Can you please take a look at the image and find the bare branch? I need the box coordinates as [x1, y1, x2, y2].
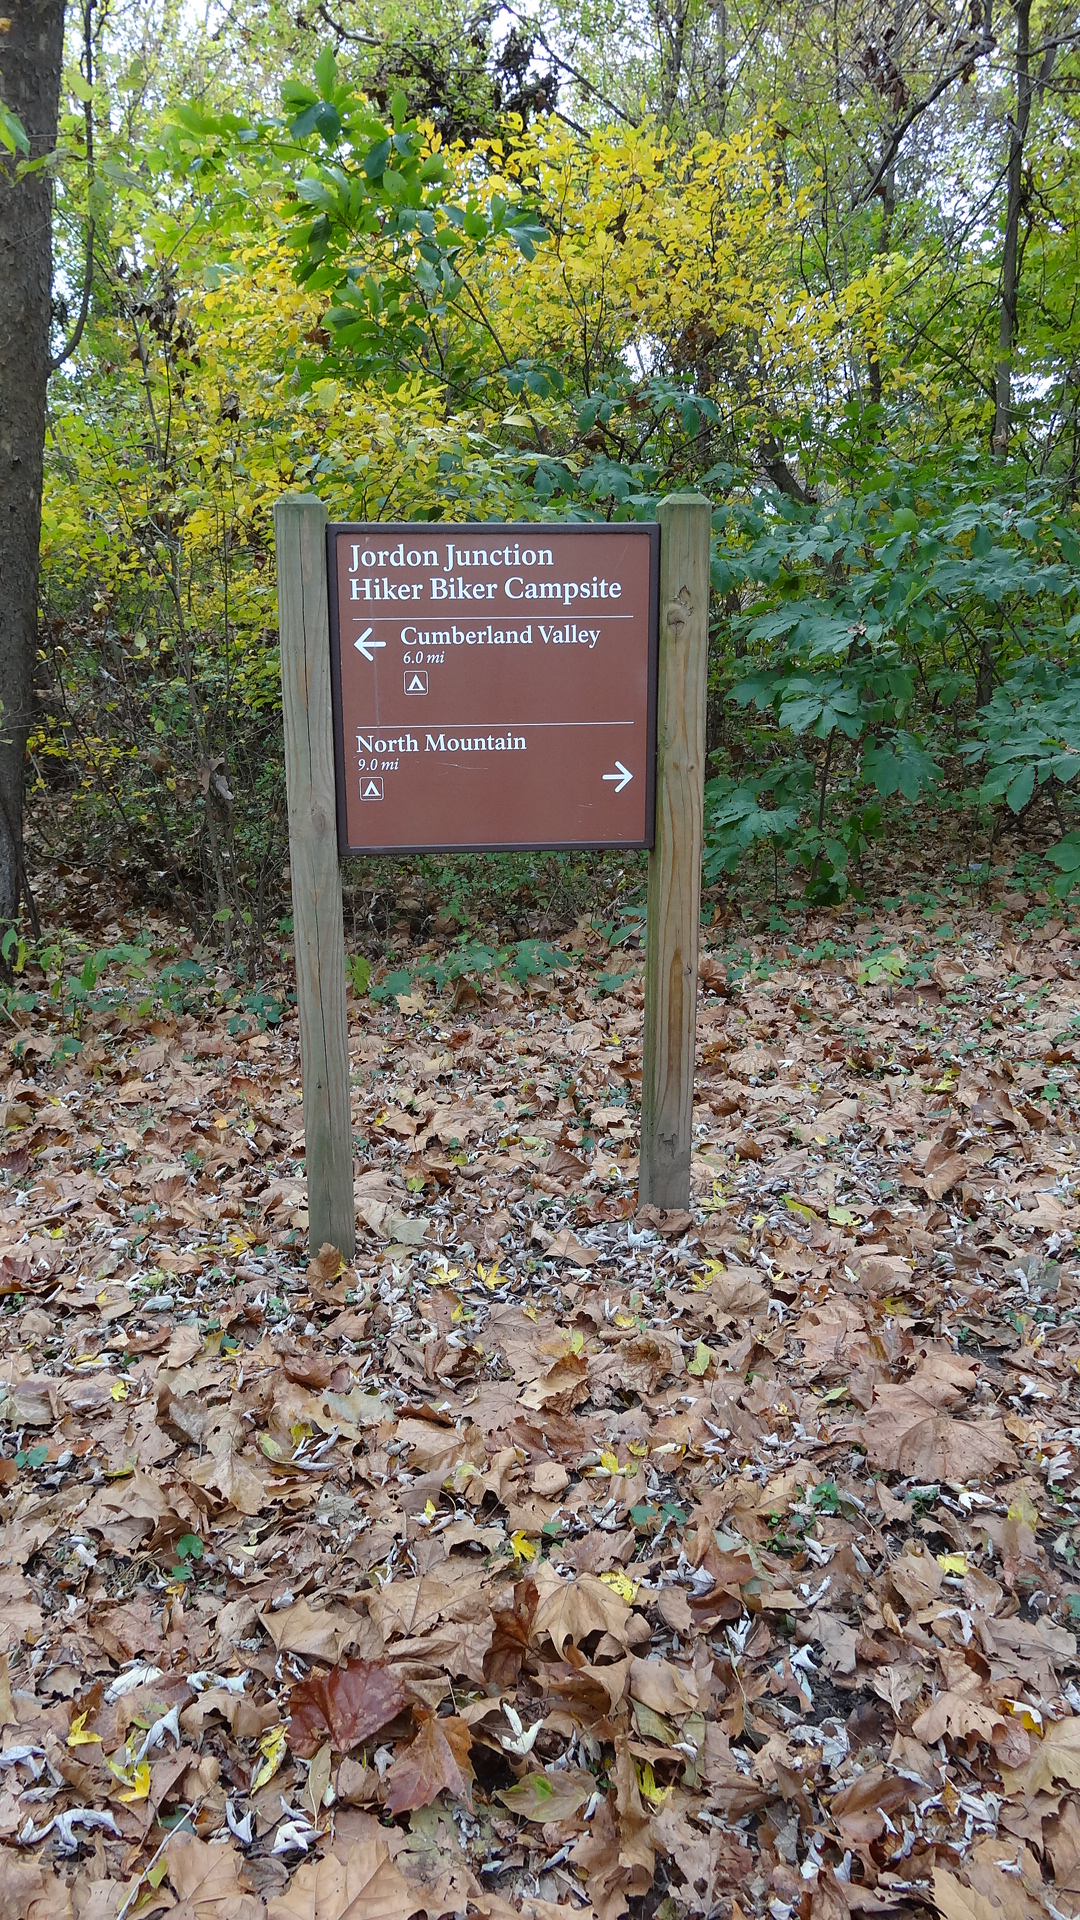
[852, 34, 996, 211]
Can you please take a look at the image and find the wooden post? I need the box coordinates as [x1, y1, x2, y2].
[274, 493, 356, 1259]
[639, 492, 712, 1212]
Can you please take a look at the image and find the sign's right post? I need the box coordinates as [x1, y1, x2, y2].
[639, 492, 713, 1211]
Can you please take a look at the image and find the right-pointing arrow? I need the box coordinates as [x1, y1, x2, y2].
[602, 760, 633, 794]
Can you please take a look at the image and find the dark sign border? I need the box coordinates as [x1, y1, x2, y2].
[326, 520, 659, 858]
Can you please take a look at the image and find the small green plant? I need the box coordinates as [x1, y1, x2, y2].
[169, 1533, 205, 1582]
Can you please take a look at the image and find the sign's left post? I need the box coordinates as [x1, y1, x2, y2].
[273, 494, 356, 1260]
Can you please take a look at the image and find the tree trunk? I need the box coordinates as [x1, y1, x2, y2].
[993, 0, 1032, 455]
[0, 0, 65, 927]
[868, 154, 896, 407]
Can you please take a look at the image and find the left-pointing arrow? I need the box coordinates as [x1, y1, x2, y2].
[354, 626, 386, 662]
[602, 760, 633, 794]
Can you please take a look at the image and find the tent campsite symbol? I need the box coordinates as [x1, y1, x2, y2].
[360, 777, 384, 800]
[404, 670, 428, 695]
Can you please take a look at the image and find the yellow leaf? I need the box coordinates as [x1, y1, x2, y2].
[258, 1433, 284, 1461]
[783, 1196, 817, 1223]
[687, 1341, 713, 1377]
[1008, 1491, 1039, 1527]
[600, 1569, 639, 1603]
[110, 1381, 128, 1402]
[67, 1711, 101, 1747]
[118, 1762, 151, 1804]
[522, 1303, 538, 1322]
[569, 1329, 584, 1356]
[613, 1310, 638, 1328]
[108, 1746, 151, 1801]
[511, 1530, 538, 1563]
[637, 1760, 672, 1807]
[936, 1553, 967, 1575]
[599, 1449, 620, 1473]
[252, 1723, 287, 1792]
[828, 1205, 858, 1225]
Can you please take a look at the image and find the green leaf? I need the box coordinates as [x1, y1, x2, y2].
[313, 46, 337, 98]
[0, 101, 30, 155]
[313, 101, 341, 141]
[862, 733, 943, 802]
[1005, 764, 1036, 814]
[1047, 832, 1080, 875]
[362, 137, 391, 181]
[348, 954, 372, 994]
[65, 65, 95, 102]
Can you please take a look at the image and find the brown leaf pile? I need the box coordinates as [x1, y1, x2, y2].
[3, 900, 1080, 1919]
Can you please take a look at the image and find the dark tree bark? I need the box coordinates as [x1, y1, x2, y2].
[0, 0, 65, 927]
[993, 0, 1033, 454]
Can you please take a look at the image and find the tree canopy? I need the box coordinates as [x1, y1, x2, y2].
[13, 0, 1080, 937]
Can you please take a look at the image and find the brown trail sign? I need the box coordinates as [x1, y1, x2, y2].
[275, 495, 710, 1247]
[327, 521, 658, 853]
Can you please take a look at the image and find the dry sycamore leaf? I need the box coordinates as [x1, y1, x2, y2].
[265, 1837, 419, 1920]
[807, 1609, 857, 1676]
[1043, 1797, 1080, 1892]
[517, 1349, 590, 1412]
[306, 1243, 346, 1286]
[830, 1766, 915, 1844]
[382, 1710, 475, 1814]
[543, 1228, 600, 1265]
[0, 1862, 71, 1920]
[628, 1655, 699, 1716]
[708, 1271, 768, 1316]
[889, 1544, 944, 1611]
[912, 1690, 1006, 1748]
[531, 1572, 631, 1657]
[931, 1865, 1042, 1920]
[922, 1149, 969, 1201]
[1000, 1713, 1080, 1796]
[286, 1658, 406, 1758]
[497, 1766, 596, 1823]
[259, 1599, 370, 1664]
[166, 1834, 263, 1920]
[859, 1408, 1016, 1479]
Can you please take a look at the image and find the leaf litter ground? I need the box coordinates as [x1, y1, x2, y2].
[5, 898, 1080, 1918]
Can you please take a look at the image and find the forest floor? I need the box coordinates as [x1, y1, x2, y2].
[4, 883, 1080, 1920]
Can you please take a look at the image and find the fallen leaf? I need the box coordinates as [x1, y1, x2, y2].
[165, 1834, 263, 1920]
[265, 1836, 419, 1920]
[497, 1766, 596, 1823]
[286, 1659, 405, 1758]
[382, 1710, 475, 1813]
[259, 1599, 372, 1664]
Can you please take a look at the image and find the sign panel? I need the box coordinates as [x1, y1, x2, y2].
[327, 521, 658, 853]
